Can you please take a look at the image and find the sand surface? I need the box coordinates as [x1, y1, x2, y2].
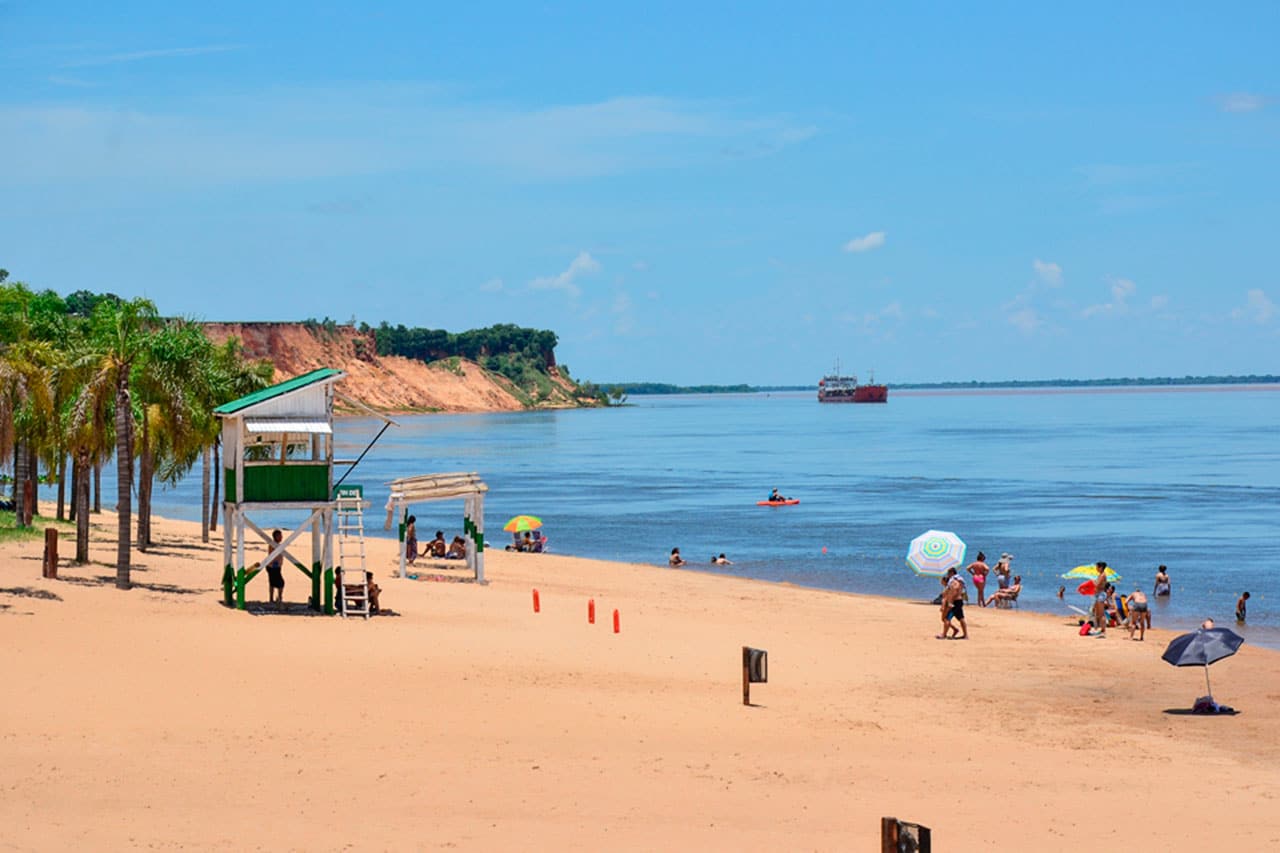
[2, 513, 1278, 851]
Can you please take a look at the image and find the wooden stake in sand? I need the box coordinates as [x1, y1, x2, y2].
[742, 646, 767, 706]
[42, 528, 58, 579]
[880, 817, 931, 852]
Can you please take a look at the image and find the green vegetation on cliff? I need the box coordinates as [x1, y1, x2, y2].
[366, 321, 605, 406]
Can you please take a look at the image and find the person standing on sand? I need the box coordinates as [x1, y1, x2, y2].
[994, 553, 1013, 591]
[1092, 562, 1110, 635]
[966, 551, 990, 607]
[1126, 588, 1149, 640]
[266, 529, 285, 611]
[404, 516, 419, 566]
[1154, 565, 1171, 597]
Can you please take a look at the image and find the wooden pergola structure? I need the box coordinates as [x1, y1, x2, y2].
[384, 472, 488, 582]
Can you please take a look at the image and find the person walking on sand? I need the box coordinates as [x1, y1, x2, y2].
[669, 547, 686, 567]
[938, 569, 967, 639]
[966, 551, 990, 607]
[1153, 565, 1171, 597]
[266, 529, 285, 611]
[1237, 592, 1250, 624]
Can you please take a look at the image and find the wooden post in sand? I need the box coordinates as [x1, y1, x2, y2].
[881, 817, 931, 852]
[42, 528, 58, 579]
[742, 646, 750, 706]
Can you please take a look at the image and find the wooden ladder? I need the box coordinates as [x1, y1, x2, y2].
[336, 493, 370, 619]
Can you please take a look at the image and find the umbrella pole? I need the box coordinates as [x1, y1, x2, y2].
[1204, 665, 1212, 699]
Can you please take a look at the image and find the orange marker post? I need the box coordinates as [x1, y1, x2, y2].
[588, 598, 595, 624]
[533, 589, 541, 613]
[612, 609, 620, 634]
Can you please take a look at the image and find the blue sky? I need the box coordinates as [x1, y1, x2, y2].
[2, 2, 1277, 384]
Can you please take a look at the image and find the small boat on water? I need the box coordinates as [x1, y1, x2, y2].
[817, 361, 887, 403]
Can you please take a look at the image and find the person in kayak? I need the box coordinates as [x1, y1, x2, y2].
[768, 488, 788, 503]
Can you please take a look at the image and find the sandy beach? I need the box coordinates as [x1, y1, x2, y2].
[2, 513, 1278, 851]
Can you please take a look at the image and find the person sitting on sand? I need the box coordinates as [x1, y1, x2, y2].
[429, 531, 448, 558]
[669, 547, 686, 567]
[1237, 591, 1250, 624]
[446, 536, 466, 559]
[1125, 588, 1149, 640]
[1153, 565, 1171, 597]
[404, 516, 420, 565]
[988, 575, 1022, 605]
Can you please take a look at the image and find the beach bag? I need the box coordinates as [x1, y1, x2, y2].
[1078, 621, 1093, 636]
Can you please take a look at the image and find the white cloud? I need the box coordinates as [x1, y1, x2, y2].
[1150, 294, 1168, 310]
[64, 45, 243, 68]
[1032, 259, 1063, 287]
[1008, 308, 1041, 334]
[1217, 92, 1268, 113]
[1083, 277, 1136, 317]
[479, 278, 504, 293]
[631, 260, 650, 272]
[0, 89, 817, 186]
[843, 231, 886, 253]
[1231, 288, 1275, 324]
[529, 252, 601, 298]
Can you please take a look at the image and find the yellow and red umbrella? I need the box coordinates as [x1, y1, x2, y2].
[503, 515, 543, 533]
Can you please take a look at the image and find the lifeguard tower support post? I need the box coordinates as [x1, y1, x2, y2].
[215, 368, 346, 612]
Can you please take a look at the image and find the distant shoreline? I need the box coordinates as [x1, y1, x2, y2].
[609, 375, 1280, 395]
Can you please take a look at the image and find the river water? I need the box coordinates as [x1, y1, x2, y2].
[145, 385, 1280, 646]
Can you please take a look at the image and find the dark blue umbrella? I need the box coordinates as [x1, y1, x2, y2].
[1162, 627, 1244, 697]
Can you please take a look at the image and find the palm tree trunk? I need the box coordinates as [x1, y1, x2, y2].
[56, 452, 67, 521]
[13, 437, 27, 529]
[115, 376, 133, 589]
[137, 414, 152, 552]
[75, 450, 90, 563]
[201, 445, 211, 543]
[26, 444, 38, 522]
[210, 439, 220, 533]
[93, 462, 101, 513]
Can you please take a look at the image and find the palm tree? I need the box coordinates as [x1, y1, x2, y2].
[0, 282, 58, 528]
[133, 320, 214, 552]
[84, 297, 159, 588]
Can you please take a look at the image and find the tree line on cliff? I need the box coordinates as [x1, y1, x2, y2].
[0, 273, 274, 589]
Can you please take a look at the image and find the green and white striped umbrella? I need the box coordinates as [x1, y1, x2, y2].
[907, 529, 967, 577]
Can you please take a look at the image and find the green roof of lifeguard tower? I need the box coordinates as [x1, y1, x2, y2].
[213, 368, 344, 416]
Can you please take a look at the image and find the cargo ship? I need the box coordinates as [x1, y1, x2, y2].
[817, 362, 888, 403]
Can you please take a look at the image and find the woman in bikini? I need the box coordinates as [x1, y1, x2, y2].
[966, 551, 990, 607]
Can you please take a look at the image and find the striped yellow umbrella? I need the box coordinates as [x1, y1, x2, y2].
[1062, 564, 1121, 581]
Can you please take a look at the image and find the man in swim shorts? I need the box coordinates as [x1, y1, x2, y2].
[938, 571, 967, 639]
[1125, 587, 1149, 640]
[1237, 591, 1250, 624]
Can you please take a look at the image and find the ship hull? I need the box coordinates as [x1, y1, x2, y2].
[817, 385, 888, 403]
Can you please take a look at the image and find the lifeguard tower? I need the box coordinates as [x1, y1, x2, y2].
[215, 368, 392, 614]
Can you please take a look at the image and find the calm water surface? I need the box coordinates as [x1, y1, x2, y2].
[149, 386, 1280, 646]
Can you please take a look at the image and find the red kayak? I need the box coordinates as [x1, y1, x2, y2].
[756, 499, 800, 506]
